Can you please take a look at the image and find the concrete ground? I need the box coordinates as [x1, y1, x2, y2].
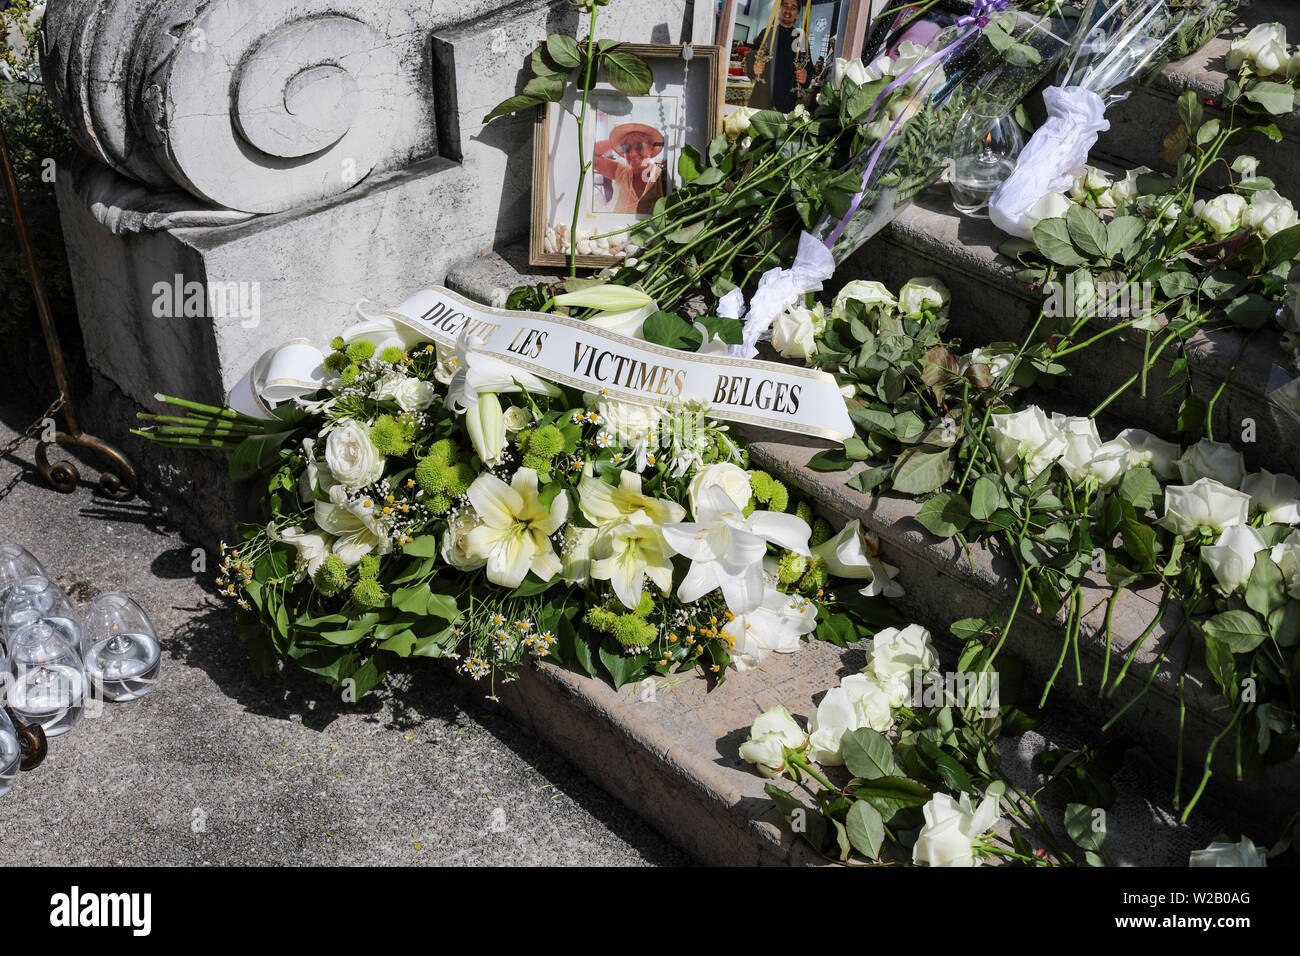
[0, 395, 690, 866]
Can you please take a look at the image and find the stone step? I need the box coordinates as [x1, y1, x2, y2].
[850, 181, 1300, 479]
[445, 251, 1296, 851]
[744, 431, 1300, 825]
[1094, 0, 1300, 196]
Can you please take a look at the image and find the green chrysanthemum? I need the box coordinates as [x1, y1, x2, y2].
[370, 415, 410, 456]
[611, 614, 657, 650]
[810, 518, 832, 548]
[345, 340, 376, 364]
[777, 551, 808, 585]
[351, 576, 387, 608]
[329, 336, 346, 351]
[357, 555, 380, 579]
[379, 346, 405, 364]
[323, 351, 349, 373]
[314, 554, 347, 595]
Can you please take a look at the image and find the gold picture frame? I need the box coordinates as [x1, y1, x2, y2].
[529, 43, 725, 269]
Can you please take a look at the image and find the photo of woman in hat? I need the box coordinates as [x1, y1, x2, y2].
[593, 121, 667, 216]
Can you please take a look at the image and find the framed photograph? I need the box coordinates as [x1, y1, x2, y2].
[863, 0, 966, 61]
[530, 43, 724, 269]
[716, 0, 871, 113]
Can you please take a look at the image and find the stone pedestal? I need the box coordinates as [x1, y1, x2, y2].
[45, 0, 709, 542]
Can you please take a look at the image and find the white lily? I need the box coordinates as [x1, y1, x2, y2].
[463, 468, 569, 588]
[553, 284, 654, 313]
[466, 392, 507, 466]
[811, 519, 904, 598]
[446, 330, 561, 413]
[591, 510, 676, 609]
[578, 470, 685, 529]
[661, 485, 811, 615]
[268, 523, 334, 583]
[314, 485, 393, 565]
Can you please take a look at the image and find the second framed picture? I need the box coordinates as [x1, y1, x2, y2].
[530, 43, 724, 269]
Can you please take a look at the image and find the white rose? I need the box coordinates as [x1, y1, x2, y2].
[897, 277, 950, 317]
[833, 279, 897, 319]
[393, 378, 437, 413]
[913, 792, 1001, 867]
[1245, 189, 1300, 239]
[1026, 191, 1073, 227]
[1202, 525, 1266, 595]
[770, 303, 825, 360]
[962, 347, 1015, 380]
[832, 57, 870, 90]
[1051, 413, 1101, 484]
[594, 399, 663, 447]
[1116, 428, 1182, 480]
[1227, 22, 1291, 77]
[738, 705, 808, 778]
[268, 524, 333, 583]
[989, 406, 1066, 479]
[724, 106, 757, 140]
[502, 405, 533, 433]
[1189, 835, 1267, 867]
[1160, 478, 1251, 536]
[1176, 438, 1246, 488]
[324, 418, 384, 489]
[807, 674, 894, 765]
[865, 623, 937, 706]
[1111, 166, 1152, 206]
[688, 462, 753, 516]
[1270, 530, 1300, 599]
[1086, 439, 1130, 489]
[725, 587, 818, 670]
[1242, 469, 1300, 524]
[1193, 193, 1248, 238]
[1070, 166, 1113, 205]
[441, 510, 486, 572]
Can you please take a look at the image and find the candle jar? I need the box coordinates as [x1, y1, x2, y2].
[3, 576, 82, 655]
[82, 593, 162, 703]
[0, 544, 45, 610]
[948, 101, 1024, 218]
[7, 621, 86, 737]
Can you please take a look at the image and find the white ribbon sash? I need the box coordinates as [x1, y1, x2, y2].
[228, 285, 854, 442]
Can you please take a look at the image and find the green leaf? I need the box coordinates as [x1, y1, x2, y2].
[1177, 91, 1203, 133]
[641, 311, 700, 351]
[1177, 394, 1207, 432]
[1245, 81, 1296, 116]
[678, 144, 704, 182]
[841, 729, 898, 780]
[1065, 803, 1106, 853]
[1200, 270, 1247, 302]
[1117, 467, 1161, 511]
[599, 642, 649, 689]
[1159, 269, 1199, 298]
[891, 447, 954, 496]
[748, 110, 789, 140]
[1265, 224, 1300, 267]
[918, 735, 973, 792]
[1202, 609, 1270, 654]
[1066, 204, 1108, 260]
[852, 775, 931, 821]
[393, 584, 431, 614]
[970, 475, 1006, 520]
[1105, 216, 1145, 259]
[1268, 602, 1300, 647]
[915, 493, 971, 538]
[483, 92, 544, 124]
[1032, 218, 1086, 267]
[845, 800, 885, 860]
[1224, 293, 1276, 329]
[545, 34, 581, 69]
[1245, 550, 1287, 618]
[403, 535, 439, 558]
[1203, 633, 1237, 696]
[603, 50, 653, 96]
[425, 592, 460, 621]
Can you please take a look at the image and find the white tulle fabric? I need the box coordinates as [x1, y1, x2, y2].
[989, 86, 1111, 239]
[722, 231, 838, 359]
